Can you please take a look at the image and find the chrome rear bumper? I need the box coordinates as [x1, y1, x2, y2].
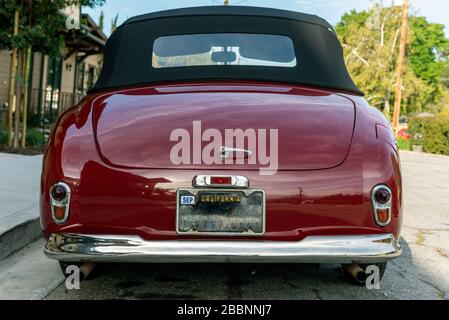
[44, 233, 401, 264]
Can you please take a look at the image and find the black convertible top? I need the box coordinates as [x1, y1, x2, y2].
[124, 6, 334, 29]
[92, 6, 363, 95]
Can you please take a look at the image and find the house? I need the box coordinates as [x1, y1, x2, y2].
[0, 6, 107, 131]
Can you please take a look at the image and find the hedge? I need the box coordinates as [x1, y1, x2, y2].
[0, 127, 44, 147]
[396, 137, 411, 151]
[409, 116, 449, 155]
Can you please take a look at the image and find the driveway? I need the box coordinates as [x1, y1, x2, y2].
[43, 151, 449, 300]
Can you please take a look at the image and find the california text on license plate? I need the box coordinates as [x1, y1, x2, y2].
[176, 189, 265, 236]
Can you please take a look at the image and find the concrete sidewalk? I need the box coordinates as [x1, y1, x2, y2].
[0, 153, 43, 260]
[0, 240, 64, 300]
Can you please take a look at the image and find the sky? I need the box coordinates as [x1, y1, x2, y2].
[83, 0, 449, 37]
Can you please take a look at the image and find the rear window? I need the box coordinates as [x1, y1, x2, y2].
[152, 33, 297, 69]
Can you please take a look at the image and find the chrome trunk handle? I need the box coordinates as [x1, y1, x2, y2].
[219, 146, 252, 159]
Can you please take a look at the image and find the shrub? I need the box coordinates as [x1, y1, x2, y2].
[27, 113, 42, 128]
[1, 128, 44, 146]
[396, 137, 411, 151]
[26, 127, 45, 146]
[0, 130, 7, 145]
[408, 117, 431, 146]
[420, 116, 449, 155]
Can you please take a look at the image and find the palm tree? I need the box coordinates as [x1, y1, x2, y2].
[111, 14, 119, 33]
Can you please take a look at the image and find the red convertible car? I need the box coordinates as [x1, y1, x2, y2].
[41, 6, 402, 283]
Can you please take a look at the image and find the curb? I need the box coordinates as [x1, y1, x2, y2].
[0, 218, 41, 261]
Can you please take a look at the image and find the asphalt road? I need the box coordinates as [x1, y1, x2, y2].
[45, 151, 449, 300]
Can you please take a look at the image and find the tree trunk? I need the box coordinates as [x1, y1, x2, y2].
[13, 49, 23, 149]
[21, 48, 31, 148]
[7, 10, 20, 147]
[383, 93, 391, 120]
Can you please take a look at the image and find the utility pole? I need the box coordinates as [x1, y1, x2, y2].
[7, 10, 20, 147]
[392, 0, 409, 136]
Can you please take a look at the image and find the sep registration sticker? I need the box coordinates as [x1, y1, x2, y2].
[181, 195, 195, 205]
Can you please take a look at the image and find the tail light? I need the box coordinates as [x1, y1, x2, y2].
[50, 182, 71, 224]
[371, 185, 392, 227]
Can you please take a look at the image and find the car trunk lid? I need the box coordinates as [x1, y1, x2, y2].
[92, 83, 355, 171]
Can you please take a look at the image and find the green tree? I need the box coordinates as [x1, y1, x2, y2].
[0, 0, 105, 148]
[410, 17, 449, 84]
[0, 0, 105, 53]
[98, 10, 104, 31]
[441, 62, 449, 88]
[336, 3, 449, 117]
[111, 14, 119, 33]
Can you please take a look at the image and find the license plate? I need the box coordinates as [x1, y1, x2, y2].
[176, 189, 265, 236]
